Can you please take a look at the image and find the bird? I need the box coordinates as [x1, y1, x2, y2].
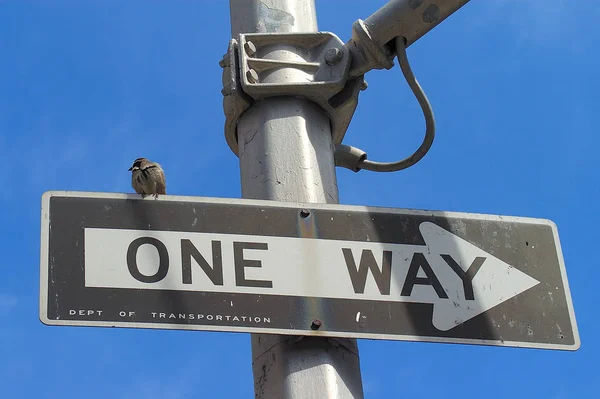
[128, 157, 166, 198]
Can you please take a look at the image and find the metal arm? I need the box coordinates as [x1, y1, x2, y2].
[335, 35, 435, 172]
[366, 0, 471, 48]
[346, 0, 472, 77]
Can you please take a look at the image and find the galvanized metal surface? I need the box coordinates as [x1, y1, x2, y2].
[238, 32, 350, 98]
[40, 191, 579, 352]
[229, 0, 365, 397]
[347, 0, 472, 77]
[220, 31, 364, 156]
[364, 0, 471, 47]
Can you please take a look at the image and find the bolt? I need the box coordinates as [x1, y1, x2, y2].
[299, 209, 310, 218]
[244, 41, 257, 56]
[360, 80, 368, 91]
[325, 48, 343, 66]
[218, 55, 230, 68]
[246, 69, 259, 84]
[310, 319, 322, 330]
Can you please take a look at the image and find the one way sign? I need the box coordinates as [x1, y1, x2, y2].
[39, 191, 580, 351]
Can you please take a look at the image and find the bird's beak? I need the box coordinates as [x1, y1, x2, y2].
[128, 166, 133, 171]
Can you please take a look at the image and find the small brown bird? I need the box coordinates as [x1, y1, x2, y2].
[128, 157, 166, 198]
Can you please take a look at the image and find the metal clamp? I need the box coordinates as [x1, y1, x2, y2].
[220, 32, 366, 156]
[346, 19, 395, 78]
[220, 31, 436, 174]
[220, 39, 253, 157]
[238, 32, 350, 102]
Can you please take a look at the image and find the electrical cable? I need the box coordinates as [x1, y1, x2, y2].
[351, 35, 436, 172]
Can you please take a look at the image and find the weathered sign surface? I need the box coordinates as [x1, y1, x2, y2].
[39, 191, 580, 350]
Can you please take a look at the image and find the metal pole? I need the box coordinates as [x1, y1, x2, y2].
[363, 0, 471, 47]
[229, 0, 364, 398]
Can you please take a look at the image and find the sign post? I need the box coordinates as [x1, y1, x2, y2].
[227, 0, 365, 397]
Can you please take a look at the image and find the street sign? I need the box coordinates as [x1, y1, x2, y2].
[40, 191, 579, 350]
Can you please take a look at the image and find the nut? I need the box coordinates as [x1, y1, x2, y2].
[218, 54, 230, 68]
[244, 41, 257, 56]
[246, 69, 259, 84]
[310, 319, 322, 330]
[325, 48, 343, 66]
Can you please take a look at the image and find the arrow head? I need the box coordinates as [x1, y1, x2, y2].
[419, 222, 540, 331]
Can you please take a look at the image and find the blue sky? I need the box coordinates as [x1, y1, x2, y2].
[1, 0, 598, 397]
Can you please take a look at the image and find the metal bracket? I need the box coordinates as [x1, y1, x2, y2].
[346, 19, 395, 78]
[334, 144, 367, 173]
[238, 32, 350, 102]
[220, 32, 366, 156]
[220, 39, 253, 156]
